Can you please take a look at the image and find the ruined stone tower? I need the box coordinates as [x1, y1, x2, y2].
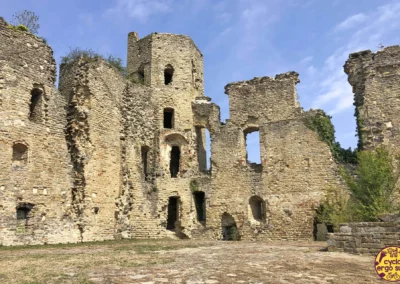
[345, 46, 400, 151]
[121, 32, 209, 238]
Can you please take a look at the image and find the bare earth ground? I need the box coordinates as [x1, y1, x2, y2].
[0, 239, 381, 283]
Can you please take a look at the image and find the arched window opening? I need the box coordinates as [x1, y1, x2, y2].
[167, 196, 180, 230]
[196, 127, 211, 172]
[12, 143, 28, 167]
[164, 64, 174, 85]
[170, 146, 180, 178]
[193, 191, 206, 222]
[221, 213, 240, 241]
[249, 196, 266, 221]
[141, 146, 149, 180]
[244, 127, 261, 164]
[29, 88, 43, 122]
[164, 108, 174, 129]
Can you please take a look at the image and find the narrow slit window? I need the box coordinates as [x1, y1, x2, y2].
[244, 128, 261, 164]
[164, 108, 174, 129]
[141, 146, 149, 180]
[170, 146, 180, 178]
[164, 64, 174, 85]
[29, 88, 43, 122]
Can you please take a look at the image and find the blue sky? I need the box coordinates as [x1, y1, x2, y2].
[2, 0, 400, 163]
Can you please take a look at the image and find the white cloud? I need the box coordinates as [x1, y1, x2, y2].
[300, 56, 313, 64]
[334, 13, 367, 31]
[311, 2, 400, 115]
[104, 0, 172, 22]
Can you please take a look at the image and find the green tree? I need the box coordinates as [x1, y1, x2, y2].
[11, 10, 40, 34]
[341, 147, 400, 221]
[316, 147, 400, 230]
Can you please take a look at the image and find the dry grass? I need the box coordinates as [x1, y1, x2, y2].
[0, 239, 207, 283]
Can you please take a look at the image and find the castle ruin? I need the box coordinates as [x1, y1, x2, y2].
[0, 17, 396, 246]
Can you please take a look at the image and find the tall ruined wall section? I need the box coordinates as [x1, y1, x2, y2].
[0, 19, 78, 245]
[59, 59, 125, 242]
[125, 33, 210, 239]
[345, 46, 400, 150]
[193, 73, 342, 240]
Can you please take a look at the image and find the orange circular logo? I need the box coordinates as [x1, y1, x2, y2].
[375, 246, 400, 281]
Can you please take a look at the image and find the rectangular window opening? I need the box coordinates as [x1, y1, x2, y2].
[245, 129, 261, 165]
[167, 197, 180, 230]
[170, 146, 180, 178]
[164, 108, 174, 129]
[193, 191, 206, 222]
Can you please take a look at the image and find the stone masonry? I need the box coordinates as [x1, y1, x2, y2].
[0, 16, 361, 245]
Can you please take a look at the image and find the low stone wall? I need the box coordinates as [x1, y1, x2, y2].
[328, 222, 400, 255]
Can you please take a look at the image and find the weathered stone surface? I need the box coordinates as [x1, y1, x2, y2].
[345, 46, 400, 150]
[0, 19, 344, 245]
[328, 222, 400, 255]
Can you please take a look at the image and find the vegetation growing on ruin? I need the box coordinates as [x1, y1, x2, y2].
[303, 111, 357, 164]
[354, 105, 364, 150]
[316, 147, 400, 230]
[7, 24, 28, 32]
[10, 10, 40, 34]
[190, 180, 199, 192]
[61, 48, 127, 76]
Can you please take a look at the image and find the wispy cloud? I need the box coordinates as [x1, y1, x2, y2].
[104, 0, 172, 22]
[334, 13, 367, 31]
[311, 2, 400, 115]
[300, 56, 313, 64]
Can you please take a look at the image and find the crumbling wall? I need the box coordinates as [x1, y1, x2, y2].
[195, 73, 342, 241]
[0, 19, 77, 245]
[345, 46, 400, 150]
[59, 58, 125, 242]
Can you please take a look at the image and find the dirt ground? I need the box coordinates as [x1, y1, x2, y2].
[0, 239, 381, 283]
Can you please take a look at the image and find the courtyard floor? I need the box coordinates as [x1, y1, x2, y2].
[0, 239, 380, 283]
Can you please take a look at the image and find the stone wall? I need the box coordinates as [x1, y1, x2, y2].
[328, 222, 400, 255]
[345, 46, 400, 150]
[59, 58, 126, 242]
[0, 18, 78, 245]
[193, 73, 342, 241]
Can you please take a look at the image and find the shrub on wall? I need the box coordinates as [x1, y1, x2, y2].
[303, 111, 357, 164]
[316, 147, 400, 229]
[61, 48, 127, 77]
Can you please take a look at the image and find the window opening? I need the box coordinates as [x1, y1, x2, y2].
[221, 213, 239, 241]
[16, 203, 34, 227]
[193, 191, 206, 222]
[141, 146, 149, 180]
[29, 88, 43, 122]
[244, 128, 261, 164]
[12, 143, 28, 167]
[249, 196, 265, 221]
[167, 196, 180, 230]
[164, 64, 174, 85]
[170, 146, 180, 178]
[164, 108, 174, 128]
